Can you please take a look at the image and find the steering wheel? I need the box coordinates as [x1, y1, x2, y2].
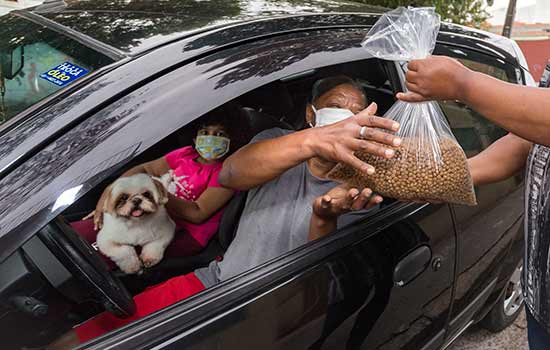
[39, 217, 136, 318]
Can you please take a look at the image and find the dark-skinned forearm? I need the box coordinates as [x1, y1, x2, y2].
[219, 128, 317, 190]
[165, 194, 207, 224]
[461, 71, 550, 146]
[468, 133, 532, 186]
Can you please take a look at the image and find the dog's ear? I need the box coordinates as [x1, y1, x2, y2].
[153, 179, 169, 205]
[102, 184, 116, 214]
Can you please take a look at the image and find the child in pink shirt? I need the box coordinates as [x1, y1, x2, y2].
[72, 114, 236, 263]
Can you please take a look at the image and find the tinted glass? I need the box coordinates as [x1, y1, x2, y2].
[436, 52, 515, 156]
[0, 15, 114, 125]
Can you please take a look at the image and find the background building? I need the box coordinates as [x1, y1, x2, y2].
[0, 0, 43, 16]
[488, 0, 550, 82]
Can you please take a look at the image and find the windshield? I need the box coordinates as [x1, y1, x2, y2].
[0, 14, 115, 125]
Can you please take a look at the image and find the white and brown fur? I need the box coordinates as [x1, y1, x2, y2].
[97, 173, 175, 274]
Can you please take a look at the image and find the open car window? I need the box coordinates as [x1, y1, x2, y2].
[45, 58, 397, 348]
[434, 45, 515, 156]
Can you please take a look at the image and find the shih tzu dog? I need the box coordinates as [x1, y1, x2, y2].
[97, 173, 175, 274]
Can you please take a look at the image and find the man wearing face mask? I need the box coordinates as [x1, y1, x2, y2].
[49, 76, 401, 348]
[206, 75, 402, 282]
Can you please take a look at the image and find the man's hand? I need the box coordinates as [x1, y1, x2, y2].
[308, 184, 383, 241]
[313, 185, 382, 219]
[305, 102, 402, 176]
[397, 56, 473, 103]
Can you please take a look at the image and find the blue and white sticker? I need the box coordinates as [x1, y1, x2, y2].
[40, 62, 89, 87]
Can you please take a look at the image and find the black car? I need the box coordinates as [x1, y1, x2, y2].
[0, 1, 532, 349]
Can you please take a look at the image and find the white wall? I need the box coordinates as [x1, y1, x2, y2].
[0, 0, 43, 16]
[488, 0, 550, 24]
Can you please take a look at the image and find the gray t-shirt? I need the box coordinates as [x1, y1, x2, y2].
[195, 128, 340, 287]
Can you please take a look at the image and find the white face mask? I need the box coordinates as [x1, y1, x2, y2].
[311, 105, 355, 127]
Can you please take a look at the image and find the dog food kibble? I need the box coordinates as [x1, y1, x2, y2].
[328, 138, 477, 205]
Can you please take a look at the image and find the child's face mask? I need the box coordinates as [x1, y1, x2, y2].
[195, 135, 230, 160]
[312, 105, 355, 127]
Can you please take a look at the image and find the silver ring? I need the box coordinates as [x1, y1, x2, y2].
[359, 126, 367, 139]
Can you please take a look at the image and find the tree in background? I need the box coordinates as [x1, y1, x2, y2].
[355, 0, 490, 28]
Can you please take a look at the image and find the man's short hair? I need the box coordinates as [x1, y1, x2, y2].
[311, 76, 367, 105]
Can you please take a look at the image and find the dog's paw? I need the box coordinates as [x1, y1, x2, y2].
[117, 257, 143, 275]
[140, 252, 163, 268]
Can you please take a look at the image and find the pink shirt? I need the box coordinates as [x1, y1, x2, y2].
[165, 146, 225, 248]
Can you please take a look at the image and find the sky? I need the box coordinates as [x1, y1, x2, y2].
[488, 0, 535, 8]
[487, 0, 550, 25]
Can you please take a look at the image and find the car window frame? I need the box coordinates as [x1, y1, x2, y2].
[433, 43, 519, 157]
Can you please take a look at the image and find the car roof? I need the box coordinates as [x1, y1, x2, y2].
[31, 0, 387, 55]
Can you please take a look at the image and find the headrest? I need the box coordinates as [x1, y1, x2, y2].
[239, 107, 293, 136]
[238, 81, 295, 120]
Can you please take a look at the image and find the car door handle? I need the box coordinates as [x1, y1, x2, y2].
[393, 245, 432, 287]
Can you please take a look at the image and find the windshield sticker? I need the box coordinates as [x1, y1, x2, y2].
[40, 62, 89, 87]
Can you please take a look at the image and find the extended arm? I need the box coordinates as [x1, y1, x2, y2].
[165, 187, 234, 224]
[400, 56, 550, 146]
[219, 103, 401, 190]
[461, 73, 550, 146]
[468, 133, 532, 186]
[220, 129, 317, 191]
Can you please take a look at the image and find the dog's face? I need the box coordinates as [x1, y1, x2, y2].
[104, 174, 168, 219]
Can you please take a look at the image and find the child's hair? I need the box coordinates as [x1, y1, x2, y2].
[190, 104, 248, 155]
[194, 113, 231, 135]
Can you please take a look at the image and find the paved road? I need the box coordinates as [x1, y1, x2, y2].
[449, 310, 528, 350]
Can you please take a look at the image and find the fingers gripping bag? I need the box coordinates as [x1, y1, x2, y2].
[328, 7, 476, 205]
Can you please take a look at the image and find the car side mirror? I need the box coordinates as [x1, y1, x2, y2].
[0, 46, 24, 80]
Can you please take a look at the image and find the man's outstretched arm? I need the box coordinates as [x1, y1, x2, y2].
[219, 103, 401, 190]
[468, 133, 532, 186]
[399, 56, 550, 147]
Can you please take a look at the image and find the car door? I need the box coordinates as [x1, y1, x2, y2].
[105, 203, 453, 350]
[432, 43, 526, 340]
[65, 28, 457, 350]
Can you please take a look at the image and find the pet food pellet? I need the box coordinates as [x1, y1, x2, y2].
[328, 138, 477, 205]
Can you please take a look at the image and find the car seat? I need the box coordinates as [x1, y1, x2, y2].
[239, 107, 294, 135]
[236, 80, 297, 128]
[141, 191, 248, 284]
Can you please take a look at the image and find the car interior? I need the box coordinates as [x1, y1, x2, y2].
[2, 58, 400, 349]
[62, 57, 398, 285]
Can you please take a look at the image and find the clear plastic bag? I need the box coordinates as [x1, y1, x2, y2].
[328, 7, 476, 205]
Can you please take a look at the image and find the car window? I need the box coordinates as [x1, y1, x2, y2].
[0, 15, 115, 125]
[435, 51, 514, 156]
[439, 98, 508, 157]
[40, 58, 396, 349]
